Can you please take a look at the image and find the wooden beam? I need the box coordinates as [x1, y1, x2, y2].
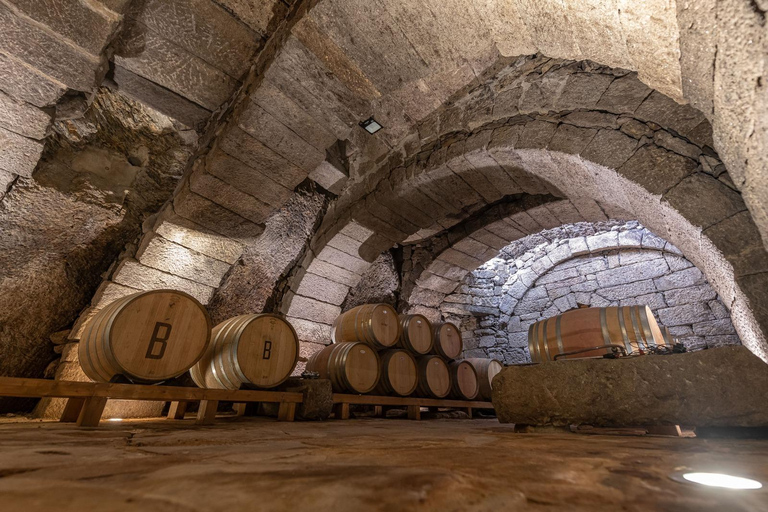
[196, 400, 218, 425]
[332, 393, 493, 409]
[60, 398, 86, 423]
[277, 402, 296, 422]
[334, 403, 350, 420]
[0, 377, 302, 404]
[407, 405, 421, 420]
[167, 401, 189, 420]
[77, 397, 107, 427]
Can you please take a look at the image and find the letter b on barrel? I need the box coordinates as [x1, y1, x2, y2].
[146, 322, 172, 360]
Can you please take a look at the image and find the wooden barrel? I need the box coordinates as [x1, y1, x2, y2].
[431, 322, 463, 360]
[397, 314, 433, 355]
[465, 358, 503, 401]
[190, 314, 299, 390]
[375, 349, 418, 396]
[527, 305, 668, 362]
[79, 289, 211, 383]
[331, 304, 400, 350]
[416, 355, 451, 399]
[306, 342, 380, 394]
[449, 360, 479, 400]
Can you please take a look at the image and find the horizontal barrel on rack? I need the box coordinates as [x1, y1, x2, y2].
[448, 360, 479, 400]
[190, 314, 299, 390]
[464, 358, 503, 401]
[307, 342, 381, 394]
[375, 349, 418, 397]
[527, 305, 670, 362]
[431, 322, 463, 360]
[415, 355, 451, 399]
[331, 304, 400, 350]
[79, 289, 211, 383]
[397, 314, 433, 355]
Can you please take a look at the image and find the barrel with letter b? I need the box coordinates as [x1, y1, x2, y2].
[79, 289, 212, 383]
[527, 305, 670, 362]
[190, 314, 299, 390]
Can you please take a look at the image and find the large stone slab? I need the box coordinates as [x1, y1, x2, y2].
[493, 346, 768, 427]
[0, 127, 44, 177]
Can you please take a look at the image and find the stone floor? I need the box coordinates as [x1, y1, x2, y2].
[0, 416, 766, 511]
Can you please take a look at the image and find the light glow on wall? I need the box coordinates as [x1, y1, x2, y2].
[681, 472, 762, 490]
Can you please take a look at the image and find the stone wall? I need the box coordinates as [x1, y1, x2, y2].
[437, 222, 740, 364]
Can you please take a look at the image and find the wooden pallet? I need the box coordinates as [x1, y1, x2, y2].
[0, 377, 303, 427]
[332, 393, 494, 420]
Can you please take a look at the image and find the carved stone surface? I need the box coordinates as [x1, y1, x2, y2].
[493, 346, 768, 427]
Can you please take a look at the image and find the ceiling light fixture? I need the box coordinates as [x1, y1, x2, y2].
[670, 472, 763, 490]
[360, 117, 383, 135]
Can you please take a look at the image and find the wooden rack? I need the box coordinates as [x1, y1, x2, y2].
[332, 393, 494, 420]
[0, 377, 303, 427]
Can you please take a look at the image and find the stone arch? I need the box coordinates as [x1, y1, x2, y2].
[285, 64, 768, 361]
[431, 222, 738, 364]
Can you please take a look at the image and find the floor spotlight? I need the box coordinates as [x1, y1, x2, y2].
[670, 472, 763, 490]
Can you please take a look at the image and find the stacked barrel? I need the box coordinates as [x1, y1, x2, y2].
[307, 303, 502, 401]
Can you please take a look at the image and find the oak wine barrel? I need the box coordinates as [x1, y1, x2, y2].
[415, 355, 451, 399]
[375, 349, 418, 396]
[397, 314, 434, 355]
[527, 305, 668, 362]
[431, 322, 463, 360]
[465, 358, 503, 401]
[306, 342, 381, 394]
[449, 360, 479, 400]
[331, 304, 400, 350]
[79, 289, 211, 383]
[190, 314, 299, 390]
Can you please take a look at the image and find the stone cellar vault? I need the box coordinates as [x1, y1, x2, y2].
[1, 1, 768, 510]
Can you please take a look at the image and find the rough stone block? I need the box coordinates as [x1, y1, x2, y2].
[693, 319, 736, 336]
[154, 206, 243, 265]
[189, 170, 274, 224]
[598, 279, 657, 300]
[281, 377, 333, 421]
[581, 129, 638, 169]
[0, 89, 51, 139]
[114, 24, 237, 110]
[206, 149, 292, 208]
[0, 2, 107, 91]
[113, 259, 215, 304]
[286, 295, 341, 325]
[516, 120, 557, 149]
[663, 173, 745, 229]
[586, 231, 619, 252]
[137, 235, 231, 288]
[174, 182, 265, 242]
[595, 74, 652, 113]
[704, 211, 768, 277]
[112, 65, 210, 129]
[0, 127, 44, 177]
[654, 267, 706, 292]
[494, 346, 768, 427]
[595, 259, 669, 287]
[316, 246, 369, 275]
[657, 303, 714, 327]
[306, 260, 362, 289]
[288, 317, 332, 346]
[7, 0, 121, 56]
[416, 271, 461, 294]
[296, 273, 349, 306]
[555, 72, 614, 110]
[618, 145, 697, 195]
[548, 123, 597, 154]
[663, 285, 717, 307]
[0, 50, 66, 107]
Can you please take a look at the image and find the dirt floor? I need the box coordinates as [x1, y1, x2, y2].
[0, 415, 766, 511]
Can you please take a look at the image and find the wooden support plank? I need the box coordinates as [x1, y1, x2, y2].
[466, 407, 473, 419]
[76, 397, 108, 427]
[196, 400, 219, 425]
[647, 425, 682, 436]
[407, 405, 421, 420]
[60, 398, 86, 423]
[332, 393, 493, 409]
[334, 403, 350, 420]
[167, 401, 188, 420]
[373, 405, 384, 417]
[234, 403, 248, 416]
[277, 402, 296, 422]
[0, 377, 303, 404]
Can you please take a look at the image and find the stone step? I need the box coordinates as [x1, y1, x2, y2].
[0, 88, 52, 140]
